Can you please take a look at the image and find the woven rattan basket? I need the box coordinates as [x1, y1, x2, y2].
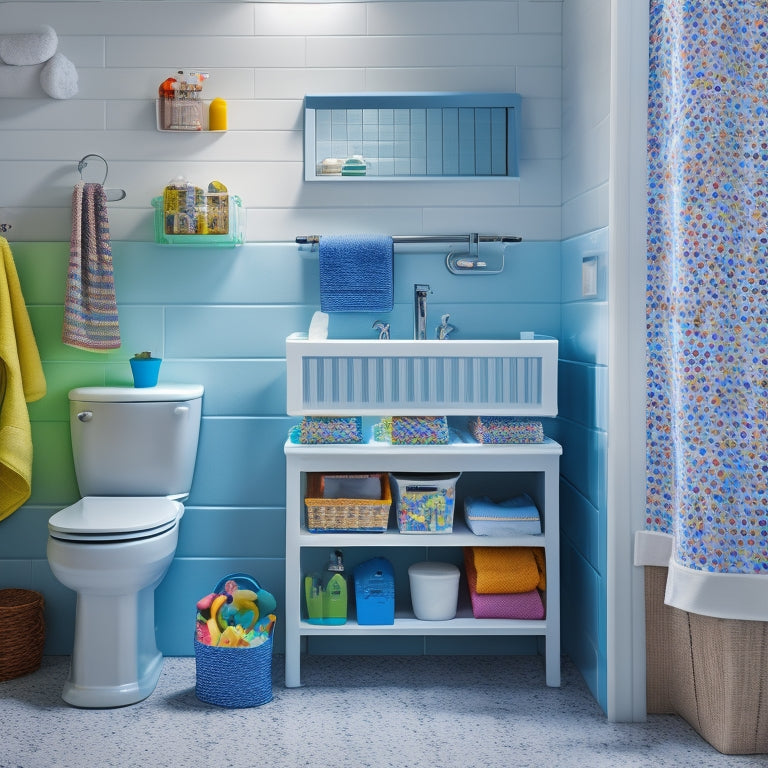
[305, 473, 392, 532]
[0, 589, 45, 681]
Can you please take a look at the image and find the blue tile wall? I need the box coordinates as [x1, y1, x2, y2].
[7, 238, 565, 657]
[7, 232, 609, 689]
[558, 227, 608, 710]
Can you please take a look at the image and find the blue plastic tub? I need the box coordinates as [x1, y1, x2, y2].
[354, 557, 395, 625]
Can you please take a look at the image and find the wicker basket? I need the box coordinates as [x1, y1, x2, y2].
[0, 589, 45, 682]
[305, 473, 392, 532]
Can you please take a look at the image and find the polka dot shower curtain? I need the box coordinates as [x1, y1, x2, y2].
[645, 0, 768, 618]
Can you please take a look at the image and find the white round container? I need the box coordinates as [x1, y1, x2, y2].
[408, 561, 460, 620]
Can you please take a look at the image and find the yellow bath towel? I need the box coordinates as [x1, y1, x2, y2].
[468, 546, 546, 594]
[0, 237, 46, 522]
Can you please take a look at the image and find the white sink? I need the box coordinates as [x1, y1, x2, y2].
[285, 334, 558, 416]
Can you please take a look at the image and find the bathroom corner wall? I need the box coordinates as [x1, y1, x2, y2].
[0, 2, 566, 656]
[559, 0, 610, 710]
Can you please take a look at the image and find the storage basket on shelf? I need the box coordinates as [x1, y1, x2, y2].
[353, 557, 395, 625]
[305, 473, 392, 532]
[391, 472, 461, 533]
[0, 589, 45, 682]
[194, 573, 276, 708]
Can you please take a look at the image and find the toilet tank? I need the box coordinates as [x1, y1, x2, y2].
[68, 384, 204, 499]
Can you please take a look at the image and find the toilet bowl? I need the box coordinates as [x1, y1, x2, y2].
[48, 497, 183, 708]
[47, 385, 203, 708]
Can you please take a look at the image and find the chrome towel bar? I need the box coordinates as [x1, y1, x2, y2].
[295, 233, 522, 245]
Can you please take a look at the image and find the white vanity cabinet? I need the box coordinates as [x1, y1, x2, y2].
[284, 436, 562, 688]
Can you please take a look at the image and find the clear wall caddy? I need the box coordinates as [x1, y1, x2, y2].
[77, 154, 126, 202]
[304, 92, 521, 181]
[155, 100, 225, 132]
[151, 194, 244, 246]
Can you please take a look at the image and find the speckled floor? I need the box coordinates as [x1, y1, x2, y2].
[0, 654, 764, 768]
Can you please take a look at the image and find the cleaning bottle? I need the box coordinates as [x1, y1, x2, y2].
[157, 75, 177, 130]
[209, 97, 228, 131]
[304, 573, 325, 624]
[322, 549, 347, 625]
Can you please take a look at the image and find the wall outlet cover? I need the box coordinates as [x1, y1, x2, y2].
[581, 255, 598, 298]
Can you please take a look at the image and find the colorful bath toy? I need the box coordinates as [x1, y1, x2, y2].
[194, 574, 277, 647]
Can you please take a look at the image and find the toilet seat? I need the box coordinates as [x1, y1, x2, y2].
[48, 496, 182, 542]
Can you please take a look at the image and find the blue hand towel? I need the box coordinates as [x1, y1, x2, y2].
[319, 234, 394, 312]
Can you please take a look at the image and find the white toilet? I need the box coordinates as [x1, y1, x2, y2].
[47, 384, 204, 708]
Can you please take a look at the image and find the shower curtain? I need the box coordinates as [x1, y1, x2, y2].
[644, 0, 768, 620]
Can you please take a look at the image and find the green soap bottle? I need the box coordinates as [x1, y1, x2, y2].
[304, 574, 324, 624]
[322, 550, 348, 625]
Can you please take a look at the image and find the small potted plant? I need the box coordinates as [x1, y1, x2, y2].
[129, 351, 162, 388]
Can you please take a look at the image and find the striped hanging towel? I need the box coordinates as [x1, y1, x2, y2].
[62, 181, 121, 351]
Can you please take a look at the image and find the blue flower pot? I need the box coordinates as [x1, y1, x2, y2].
[130, 357, 162, 388]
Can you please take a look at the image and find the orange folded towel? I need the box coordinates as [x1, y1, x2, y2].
[468, 546, 546, 594]
[532, 547, 546, 591]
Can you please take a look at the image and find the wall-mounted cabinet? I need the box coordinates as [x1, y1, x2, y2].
[304, 92, 521, 181]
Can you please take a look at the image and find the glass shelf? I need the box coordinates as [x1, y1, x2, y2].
[304, 92, 521, 181]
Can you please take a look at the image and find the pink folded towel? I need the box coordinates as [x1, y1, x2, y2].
[62, 182, 121, 351]
[465, 552, 544, 619]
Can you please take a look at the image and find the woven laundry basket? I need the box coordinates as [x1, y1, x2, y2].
[645, 566, 768, 755]
[0, 589, 45, 681]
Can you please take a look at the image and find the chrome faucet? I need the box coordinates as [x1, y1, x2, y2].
[414, 284, 430, 340]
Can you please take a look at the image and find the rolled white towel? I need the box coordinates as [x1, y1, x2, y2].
[308, 311, 329, 340]
[40, 52, 78, 99]
[0, 25, 57, 66]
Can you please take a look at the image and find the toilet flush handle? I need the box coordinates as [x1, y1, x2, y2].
[77, 411, 93, 422]
[174, 406, 189, 418]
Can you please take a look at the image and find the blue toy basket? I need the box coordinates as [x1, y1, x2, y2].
[194, 573, 275, 708]
[194, 635, 273, 708]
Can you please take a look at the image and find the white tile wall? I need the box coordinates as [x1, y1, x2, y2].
[0, 1, 563, 242]
[561, 0, 609, 238]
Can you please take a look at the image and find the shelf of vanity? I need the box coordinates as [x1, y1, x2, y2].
[297, 607, 547, 637]
[296, 517, 546, 548]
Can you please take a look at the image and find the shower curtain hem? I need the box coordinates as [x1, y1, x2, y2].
[664, 558, 768, 622]
[635, 531, 767, 621]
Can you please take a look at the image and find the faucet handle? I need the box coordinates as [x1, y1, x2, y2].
[437, 313, 455, 340]
[372, 321, 390, 340]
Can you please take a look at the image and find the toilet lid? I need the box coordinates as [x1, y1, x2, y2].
[48, 497, 182, 542]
